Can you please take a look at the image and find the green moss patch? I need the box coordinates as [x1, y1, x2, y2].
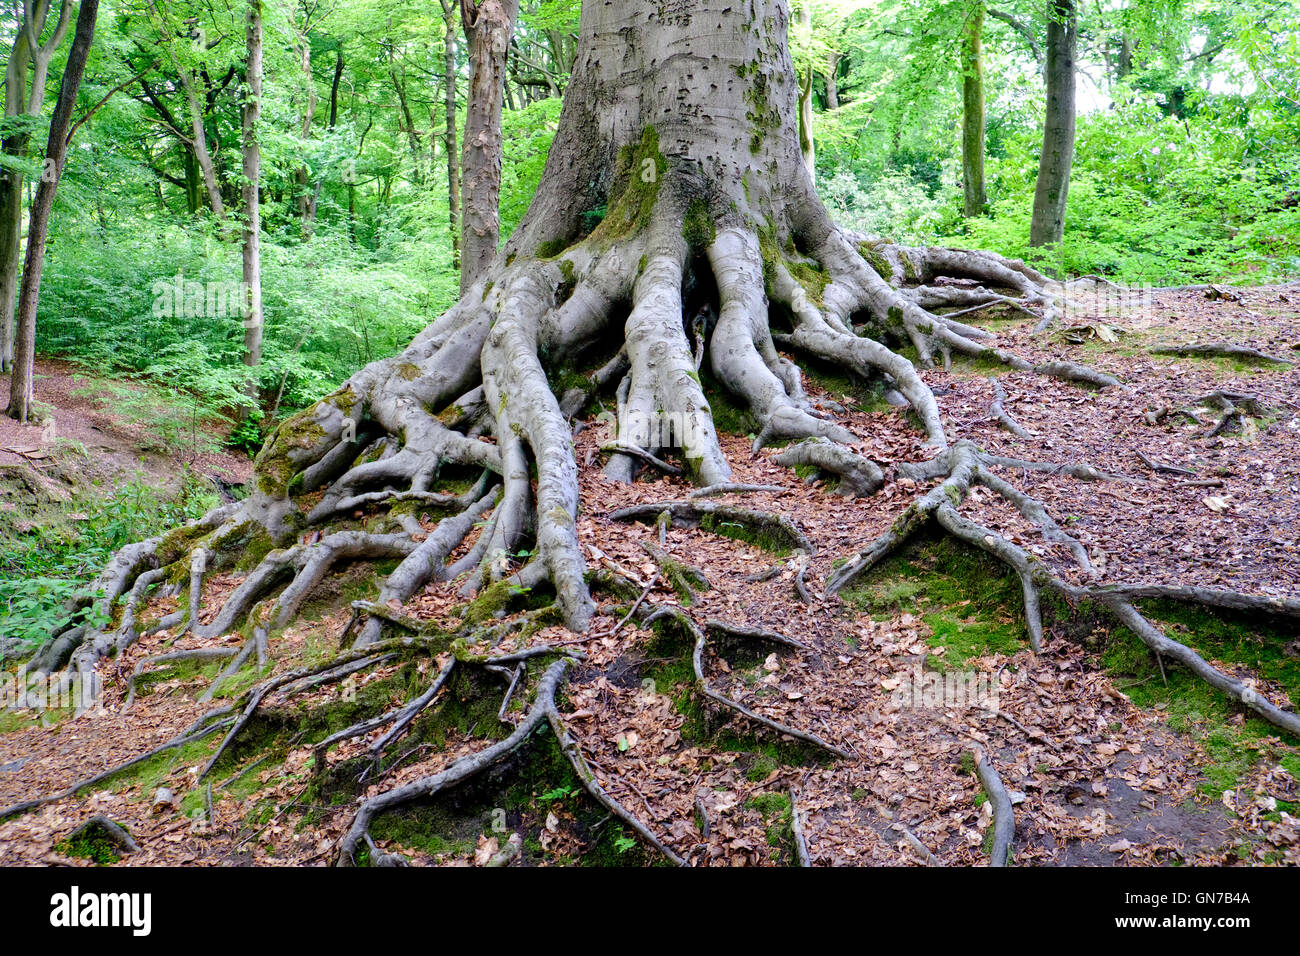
[841, 531, 1028, 668]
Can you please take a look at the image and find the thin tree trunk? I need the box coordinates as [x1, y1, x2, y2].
[241, 0, 264, 414]
[440, 0, 461, 270]
[0, 0, 74, 374]
[961, 0, 988, 217]
[182, 74, 226, 222]
[390, 62, 423, 184]
[459, 0, 519, 293]
[7, 0, 98, 423]
[796, 2, 815, 184]
[294, 25, 318, 234]
[329, 44, 344, 127]
[1030, 0, 1076, 248]
[825, 51, 840, 110]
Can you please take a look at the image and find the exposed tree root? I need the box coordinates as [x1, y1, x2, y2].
[688, 483, 786, 498]
[988, 378, 1031, 439]
[772, 438, 884, 497]
[641, 541, 710, 604]
[333, 657, 684, 866]
[1152, 342, 1294, 366]
[826, 440, 1300, 736]
[632, 603, 851, 760]
[0, 707, 235, 823]
[611, 500, 815, 556]
[704, 619, 806, 650]
[31, 180, 1106, 695]
[975, 752, 1015, 867]
[125, 647, 242, 708]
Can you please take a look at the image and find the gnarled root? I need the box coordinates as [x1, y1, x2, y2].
[34, 183, 1118, 691]
[826, 441, 1300, 737]
[334, 656, 683, 866]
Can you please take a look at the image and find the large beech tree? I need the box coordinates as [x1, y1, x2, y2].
[28, 0, 1300, 863]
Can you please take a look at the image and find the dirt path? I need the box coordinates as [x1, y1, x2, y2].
[0, 357, 251, 491]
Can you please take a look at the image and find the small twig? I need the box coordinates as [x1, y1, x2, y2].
[599, 573, 659, 639]
[497, 664, 524, 722]
[1135, 450, 1195, 477]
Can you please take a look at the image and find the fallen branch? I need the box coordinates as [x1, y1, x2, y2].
[1151, 342, 1293, 366]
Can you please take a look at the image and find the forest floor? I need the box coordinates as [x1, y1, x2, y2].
[0, 357, 251, 491]
[1, 284, 1298, 867]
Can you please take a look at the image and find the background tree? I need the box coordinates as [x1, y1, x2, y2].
[459, 0, 519, 292]
[1028, 0, 1075, 247]
[240, 0, 262, 410]
[6, 0, 99, 422]
[0, 0, 73, 373]
[961, 0, 988, 216]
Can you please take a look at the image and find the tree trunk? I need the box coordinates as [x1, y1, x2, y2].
[825, 51, 841, 110]
[6, 0, 99, 423]
[796, 2, 815, 183]
[0, 0, 74, 374]
[1029, 0, 1076, 248]
[328, 44, 344, 128]
[240, 0, 264, 414]
[459, 0, 519, 293]
[294, 24, 318, 234]
[39, 0, 1064, 672]
[961, 0, 988, 218]
[440, 0, 461, 270]
[390, 62, 423, 185]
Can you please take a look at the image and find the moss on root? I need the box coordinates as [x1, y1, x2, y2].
[54, 820, 133, 865]
[843, 526, 1300, 803]
[1093, 600, 1300, 800]
[253, 404, 329, 497]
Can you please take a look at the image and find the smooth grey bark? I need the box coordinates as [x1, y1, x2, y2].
[796, 1, 815, 183]
[1029, 0, 1076, 247]
[825, 50, 841, 110]
[440, 0, 461, 269]
[7, 0, 98, 422]
[0, 0, 74, 374]
[961, 0, 988, 217]
[458, 0, 519, 292]
[240, 0, 263, 410]
[39, 0, 1067, 666]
